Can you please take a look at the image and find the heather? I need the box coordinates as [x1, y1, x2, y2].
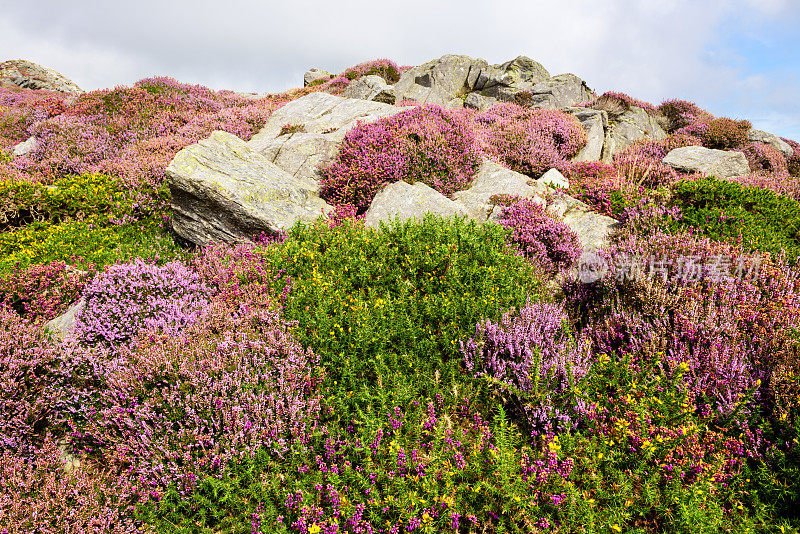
[319, 105, 482, 210]
[2, 61, 800, 533]
[471, 103, 587, 178]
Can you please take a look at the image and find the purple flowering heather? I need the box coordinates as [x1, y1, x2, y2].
[461, 301, 591, 432]
[497, 198, 582, 274]
[79, 300, 322, 494]
[319, 104, 482, 210]
[73, 259, 210, 345]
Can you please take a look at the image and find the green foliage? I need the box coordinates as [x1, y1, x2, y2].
[260, 215, 546, 416]
[669, 177, 800, 262]
[0, 215, 184, 274]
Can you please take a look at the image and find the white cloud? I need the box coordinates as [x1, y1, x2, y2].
[1, 0, 798, 139]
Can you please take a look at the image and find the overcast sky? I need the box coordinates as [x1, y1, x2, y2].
[2, 0, 799, 140]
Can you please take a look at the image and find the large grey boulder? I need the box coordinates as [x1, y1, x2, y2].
[566, 108, 607, 162]
[248, 92, 405, 150]
[364, 180, 469, 228]
[166, 130, 332, 245]
[44, 299, 84, 339]
[393, 54, 593, 112]
[452, 159, 546, 222]
[257, 132, 338, 193]
[662, 146, 750, 178]
[393, 54, 488, 108]
[342, 75, 396, 104]
[304, 68, 332, 86]
[748, 129, 794, 158]
[522, 74, 594, 109]
[601, 107, 667, 161]
[546, 195, 620, 252]
[1, 59, 82, 93]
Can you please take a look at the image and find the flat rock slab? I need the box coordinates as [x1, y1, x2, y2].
[566, 108, 607, 162]
[166, 130, 332, 245]
[453, 159, 545, 222]
[248, 92, 405, 151]
[364, 180, 469, 228]
[44, 299, 84, 339]
[342, 75, 396, 104]
[662, 145, 750, 178]
[258, 132, 339, 193]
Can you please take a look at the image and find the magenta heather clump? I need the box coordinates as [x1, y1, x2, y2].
[73, 258, 210, 345]
[497, 198, 582, 274]
[461, 301, 591, 432]
[79, 299, 323, 494]
[472, 103, 587, 177]
[319, 104, 482, 210]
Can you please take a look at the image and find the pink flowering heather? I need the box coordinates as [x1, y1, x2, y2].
[742, 141, 789, 176]
[1, 78, 328, 188]
[497, 198, 582, 274]
[782, 137, 800, 176]
[319, 104, 482, 210]
[461, 301, 591, 432]
[73, 259, 210, 345]
[563, 227, 800, 420]
[586, 91, 658, 116]
[658, 99, 712, 132]
[471, 103, 587, 177]
[0, 438, 142, 534]
[78, 299, 322, 494]
[0, 260, 94, 320]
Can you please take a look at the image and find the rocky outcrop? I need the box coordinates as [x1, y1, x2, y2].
[566, 108, 607, 162]
[391, 54, 592, 111]
[452, 159, 546, 222]
[248, 92, 405, 150]
[304, 68, 332, 86]
[600, 107, 667, 161]
[364, 180, 469, 228]
[257, 132, 338, 193]
[0, 59, 82, 93]
[662, 146, 750, 178]
[342, 75, 396, 104]
[166, 130, 332, 245]
[748, 129, 794, 158]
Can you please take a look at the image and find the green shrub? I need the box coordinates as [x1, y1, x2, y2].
[0, 215, 184, 274]
[668, 177, 800, 262]
[258, 215, 546, 416]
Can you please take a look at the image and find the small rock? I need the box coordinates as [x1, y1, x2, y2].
[0, 59, 82, 93]
[748, 129, 794, 158]
[44, 299, 84, 339]
[304, 68, 332, 86]
[12, 136, 38, 157]
[537, 168, 569, 189]
[453, 159, 546, 222]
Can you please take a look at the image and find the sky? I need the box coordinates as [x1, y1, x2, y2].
[2, 0, 799, 140]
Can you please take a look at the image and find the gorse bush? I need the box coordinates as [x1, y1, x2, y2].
[73, 259, 210, 345]
[496, 198, 583, 274]
[319, 105, 482, 211]
[668, 176, 800, 262]
[259, 216, 546, 415]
